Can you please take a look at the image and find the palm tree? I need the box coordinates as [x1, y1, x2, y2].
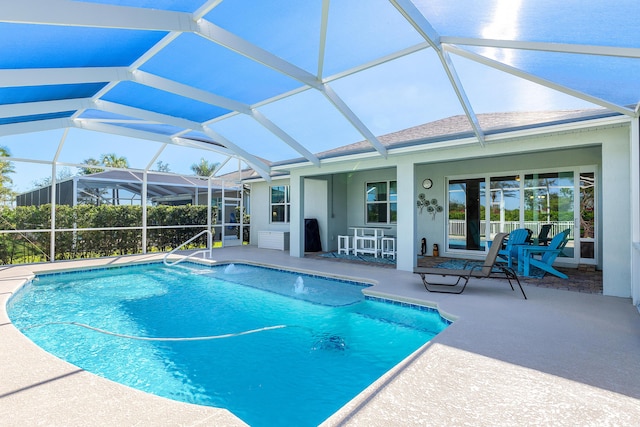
[100, 153, 129, 169]
[80, 157, 103, 175]
[79, 154, 129, 205]
[0, 146, 15, 205]
[100, 154, 129, 205]
[78, 158, 105, 205]
[190, 158, 219, 177]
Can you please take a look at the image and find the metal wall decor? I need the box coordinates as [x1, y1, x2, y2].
[417, 194, 443, 219]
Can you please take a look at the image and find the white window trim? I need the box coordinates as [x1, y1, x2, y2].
[365, 180, 397, 225]
[270, 185, 290, 224]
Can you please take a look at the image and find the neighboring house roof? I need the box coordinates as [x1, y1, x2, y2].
[16, 170, 248, 204]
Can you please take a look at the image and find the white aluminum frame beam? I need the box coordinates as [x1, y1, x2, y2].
[0, 99, 91, 118]
[0, 117, 72, 136]
[390, 0, 485, 146]
[133, 72, 320, 164]
[0, 67, 129, 88]
[446, 45, 637, 117]
[1, 0, 197, 32]
[440, 37, 640, 59]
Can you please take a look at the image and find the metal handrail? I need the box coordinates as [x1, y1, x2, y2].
[163, 229, 212, 266]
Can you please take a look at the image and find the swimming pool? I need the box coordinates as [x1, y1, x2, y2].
[8, 262, 451, 426]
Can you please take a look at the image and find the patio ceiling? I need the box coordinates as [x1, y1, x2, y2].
[1, 0, 639, 180]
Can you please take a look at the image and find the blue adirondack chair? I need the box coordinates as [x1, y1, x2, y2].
[534, 224, 553, 246]
[518, 229, 571, 279]
[498, 228, 532, 268]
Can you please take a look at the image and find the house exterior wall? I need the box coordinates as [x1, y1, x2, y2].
[251, 121, 633, 298]
[413, 146, 602, 262]
[304, 178, 328, 252]
[249, 178, 291, 247]
[345, 167, 397, 235]
[328, 173, 349, 252]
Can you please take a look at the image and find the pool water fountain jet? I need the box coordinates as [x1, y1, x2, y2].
[293, 276, 307, 294]
[224, 264, 237, 274]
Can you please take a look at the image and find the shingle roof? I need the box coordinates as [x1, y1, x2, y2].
[283, 108, 621, 163]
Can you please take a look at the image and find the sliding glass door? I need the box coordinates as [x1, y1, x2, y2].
[446, 168, 597, 265]
[489, 175, 521, 234]
[523, 171, 575, 259]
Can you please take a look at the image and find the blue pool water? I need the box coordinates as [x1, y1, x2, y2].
[8, 262, 451, 427]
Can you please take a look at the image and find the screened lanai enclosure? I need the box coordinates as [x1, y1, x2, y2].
[0, 0, 639, 303]
[3, 167, 250, 263]
[2, 1, 640, 168]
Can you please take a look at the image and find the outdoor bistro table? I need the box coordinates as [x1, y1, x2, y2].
[350, 227, 385, 258]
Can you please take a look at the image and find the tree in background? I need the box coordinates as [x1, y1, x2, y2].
[100, 153, 129, 169]
[31, 167, 74, 188]
[79, 154, 129, 205]
[190, 158, 219, 177]
[0, 146, 15, 206]
[80, 157, 103, 175]
[100, 154, 129, 205]
[155, 160, 170, 172]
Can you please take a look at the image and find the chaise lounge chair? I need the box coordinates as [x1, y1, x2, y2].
[413, 233, 527, 299]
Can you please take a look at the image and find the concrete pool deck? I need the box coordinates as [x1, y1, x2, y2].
[2, 247, 639, 426]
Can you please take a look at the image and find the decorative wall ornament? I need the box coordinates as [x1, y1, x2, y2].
[417, 194, 443, 220]
[417, 193, 427, 213]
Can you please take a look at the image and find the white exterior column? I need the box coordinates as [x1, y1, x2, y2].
[631, 118, 640, 306]
[289, 172, 304, 258]
[396, 157, 416, 271]
[602, 128, 633, 297]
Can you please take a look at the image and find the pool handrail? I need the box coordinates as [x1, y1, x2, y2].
[163, 229, 213, 266]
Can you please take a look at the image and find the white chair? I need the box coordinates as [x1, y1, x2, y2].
[337, 235, 351, 255]
[381, 237, 396, 259]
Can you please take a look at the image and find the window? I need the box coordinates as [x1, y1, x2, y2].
[270, 185, 290, 223]
[366, 181, 397, 224]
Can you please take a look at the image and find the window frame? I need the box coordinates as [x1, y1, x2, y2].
[270, 185, 290, 224]
[365, 180, 397, 224]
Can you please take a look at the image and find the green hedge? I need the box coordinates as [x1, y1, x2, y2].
[0, 204, 217, 264]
